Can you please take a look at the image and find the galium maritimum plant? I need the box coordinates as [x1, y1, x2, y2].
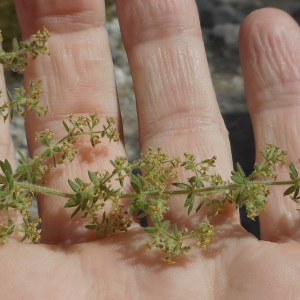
[0, 29, 300, 263]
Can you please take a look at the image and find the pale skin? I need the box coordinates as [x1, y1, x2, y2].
[0, 0, 300, 299]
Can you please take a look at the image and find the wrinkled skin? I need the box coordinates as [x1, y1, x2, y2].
[0, 1, 300, 299]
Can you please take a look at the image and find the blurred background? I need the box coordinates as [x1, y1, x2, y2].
[1, 0, 300, 236]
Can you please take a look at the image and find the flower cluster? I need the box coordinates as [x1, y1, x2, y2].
[0, 29, 299, 263]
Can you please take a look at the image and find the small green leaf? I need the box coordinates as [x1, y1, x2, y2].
[184, 193, 194, 208]
[12, 38, 19, 52]
[131, 174, 143, 194]
[144, 227, 159, 234]
[65, 198, 80, 208]
[68, 180, 80, 192]
[195, 199, 205, 213]
[184, 193, 195, 215]
[0, 190, 7, 198]
[0, 160, 5, 174]
[129, 198, 139, 215]
[6, 89, 13, 103]
[85, 224, 98, 230]
[4, 159, 13, 176]
[101, 211, 107, 224]
[289, 163, 298, 180]
[188, 203, 194, 215]
[195, 178, 203, 189]
[6, 172, 14, 191]
[9, 203, 17, 209]
[75, 177, 85, 186]
[188, 176, 196, 184]
[16, 165, 27, 174]
[88, 171, 99, 184]
[254, 163, 261, 173]
[184, 165, 194, 170]
[230, 175, 244, 184]
[172, 182, 190, 189]
[161, 220, 170, 231]
[52, 146, 60, 152]
[173, 224, 179, 237]
[71, 205, 81, 218]
[63, 121, 70, 132]
[294, 187, 299, 199]
[11, 57, 18, 71]
[131, 181, 141, 194]
[17, 149, 26, 163]
[44, 148, 52, 157]
[20, 41, 30, 49]
[136, 199, 149, 210]
[284, 185, 297, 196]
[81, 197, 88, 211]
[236, 162, 245, 177]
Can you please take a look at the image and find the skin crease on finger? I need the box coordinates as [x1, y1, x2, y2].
[1, 1, 300, 299]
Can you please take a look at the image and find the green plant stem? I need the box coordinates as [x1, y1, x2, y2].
[1, 174, 298, 201]
[120, 179, 300, 199]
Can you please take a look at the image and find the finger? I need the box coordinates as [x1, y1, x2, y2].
[117, 0, 237, 225]
[239, 8, 300, 242]
[15, 0, 126, 245]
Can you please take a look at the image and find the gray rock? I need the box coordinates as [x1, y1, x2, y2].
[211, 23, 240, 49]
[214, 5, 244, 24]
[196, 0, 215, 28]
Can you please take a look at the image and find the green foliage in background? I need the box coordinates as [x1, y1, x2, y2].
[105, 0, 117, 21]
[0, 0, 21, 51]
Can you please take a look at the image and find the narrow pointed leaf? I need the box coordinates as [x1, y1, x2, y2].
[173, 224, 179, 237]
[12, 38, 19, 52]
[184, 193, 194, 208]
[144, 227, 159, 234]
[4, 159, 12, 175]
[62, 120, 70, 132]
[236, 162, 245, 177]
[172, 182, 190, 189]
[16, 165, 27, 174]
[231, 175, 244, 184]
[71, 206, 81, 218]
[289, 163, 298, 179]
[284, 185, 297, 196]
[161, 220, 170, 231]
[81, 197, 88, 211]
[196, 199, 205, 213]
[294, 187, 299, 199]
[88, 171, 99, 185]
[68, 180, 80, 192]
[85, 224, 98, 230]
[64, 198, 80, 208]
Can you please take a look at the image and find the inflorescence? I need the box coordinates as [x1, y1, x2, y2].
[0, 28, 299, 263]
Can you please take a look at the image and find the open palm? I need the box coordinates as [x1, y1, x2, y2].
[1, 1, 300, 299]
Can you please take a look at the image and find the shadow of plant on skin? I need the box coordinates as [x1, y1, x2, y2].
[73, 216, 256, 272]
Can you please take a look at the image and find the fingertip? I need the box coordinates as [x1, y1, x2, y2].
[239, 7, 299, 64]
[239, 8, 300, 111]
[239, 7, 299, 46]
[239, 7, 300, 65]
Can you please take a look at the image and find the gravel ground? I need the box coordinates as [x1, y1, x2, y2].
[5, 0, 300, 233]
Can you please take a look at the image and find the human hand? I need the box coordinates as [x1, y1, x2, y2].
[1, 1, 300, 298]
